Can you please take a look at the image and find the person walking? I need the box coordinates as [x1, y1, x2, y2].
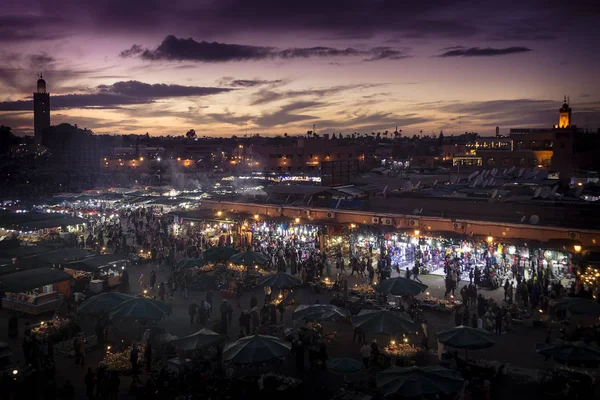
[421, 320, 429, 351]
[206, 289, 213, 317]
[235, 284, 243, 308]
[264, 285, 272, 304]
[503, 279, 510, 301]
[144, 342, 152, 372]
[507, 282, 514, 304]
[149, 270, 156, 290]
[495, 309, 503, 335]
[360, 342, 371, 368]
[220, 300, 229, 335]
[158, 282, 165, 302]
[182, 280, 188, 299]
[412, 264, 422, 283]
[109, 371, 120, 400]
[189, 301, 197, 325]
[130, 345, 139, 373]
[84, 368, 95, 400]
[250, 293, 258, 310]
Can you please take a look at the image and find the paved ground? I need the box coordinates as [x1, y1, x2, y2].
[0, 263, 560, 399]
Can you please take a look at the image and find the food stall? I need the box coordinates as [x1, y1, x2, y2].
[64, 254, 130, 292]
[0, 267, 72, 314]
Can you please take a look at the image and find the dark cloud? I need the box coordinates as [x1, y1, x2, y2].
[254, 101, 324, 128]
[250, 84, 381, 106]
[120, 36, 408, 63]
[0, 80, 232, 111]
[216, 77, 283, 88]
[207, 109, 253, 125]
[97, 80, 232, 97]
[420, 99, 600, 130]
[438, 46, 533, 57]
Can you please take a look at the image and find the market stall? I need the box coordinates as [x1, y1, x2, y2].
[64, 254, 130, 292]
[0, 267, 72, 314]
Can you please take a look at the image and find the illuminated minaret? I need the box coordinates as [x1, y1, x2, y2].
[33, 73, 50, 145]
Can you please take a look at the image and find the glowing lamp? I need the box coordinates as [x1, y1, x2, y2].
[143, 289, 148, 295]
[295, 217, 300, 223]
[486, 236, 494, 244]
[217, 211, 222, 217]
[12, 370, 18, 375]
[390, 340, 396, 345]
[350, 224, 356, 229]
[574, 245, 582, 253]
[414, 230, 420, 236]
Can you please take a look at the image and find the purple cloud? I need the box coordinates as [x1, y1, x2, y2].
[438, 46, 533, 57]
[120, 36, 409, 62]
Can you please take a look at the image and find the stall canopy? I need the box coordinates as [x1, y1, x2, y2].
[0, 245, 54, 258]
[0, 267, 71, 293]
[0, 211, 87, 231]
[66, 254, 129, 272]
[38, 248, 93, 265]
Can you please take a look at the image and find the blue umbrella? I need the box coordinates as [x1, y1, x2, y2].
[293, 304, 351, 322]
[109, 297, 170, 320]
[222, 334, 291, 365]
[555, 298, 600, 317]
[375, 277, 428, 296]
[352, 309, 418, 336]
[171, 328, 226, 351]
[327, 358, 363, 374]
[79, 292, 135, 315]
[436, 325, 496, 350]
[175, 258, 206, 270]
[377, 366, 464, 397]
[536, 341, 600, 366]
[229, 251, 269, 267]
[203, 247, 238, 262]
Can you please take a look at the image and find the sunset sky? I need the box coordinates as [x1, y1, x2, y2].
[1, 0, 599, 136]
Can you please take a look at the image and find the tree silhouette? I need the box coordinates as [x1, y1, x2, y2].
[186, 129, 196, 138]
[0, 125, 20, 155]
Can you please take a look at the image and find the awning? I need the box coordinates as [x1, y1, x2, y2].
[38, 248, 94, 264]
[0, 245, 54, 258]
[66, 254, 130, 272]
[0, 267, 71, 293]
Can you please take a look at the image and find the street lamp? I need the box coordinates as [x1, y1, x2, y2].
[486, 236, 494, 244]
[295, 217, 300, 224]
[574, 244, 582, 253]
[217, 211, 222, 217]
[414, 229, 420, 236]
[254, 214, 259, 220]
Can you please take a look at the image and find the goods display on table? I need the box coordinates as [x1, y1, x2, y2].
[350, 284, 376, 296]
[99, 345, 146, 373]
[383, 343, 421, 359]
[261, 372, 302, 391]
[421, 295, 461, 312]
[55, 335, 98, 357]
[227, 264, 245, 273]
[31, 317, 82, 343]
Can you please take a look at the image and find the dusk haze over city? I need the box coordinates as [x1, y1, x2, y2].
[1, 0, 600, 136]
[0, 2, 600, 400]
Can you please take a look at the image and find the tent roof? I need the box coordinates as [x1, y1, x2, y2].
[39, 248, 94, 264]
[0, 245, 53, 258]
[0, 211, 86, 231]
[0, 267, 71, 292]
[66, 254, 129, 272]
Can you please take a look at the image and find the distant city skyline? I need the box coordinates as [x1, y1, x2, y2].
[0, 0, 599, 136]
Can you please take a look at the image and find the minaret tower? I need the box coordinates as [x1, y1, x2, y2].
[558, 95, 571, 129]
[33, 73, 50, 146]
